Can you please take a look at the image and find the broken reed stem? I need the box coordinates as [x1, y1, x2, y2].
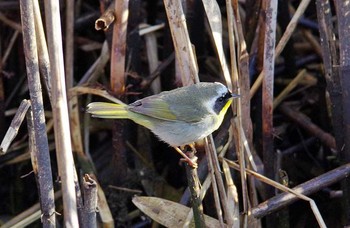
[19, 0, 56, 226]
[95, 1, 115, 31]
[44, 1, 78, 227]
[0, 99, 30, 154]
[184, 154, 206, 228]
[82, 174, 98, 228]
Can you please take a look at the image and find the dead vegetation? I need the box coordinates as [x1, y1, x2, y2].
[0, 0, 349, 227]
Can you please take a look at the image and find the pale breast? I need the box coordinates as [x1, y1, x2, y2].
[150, 115, 218, 146]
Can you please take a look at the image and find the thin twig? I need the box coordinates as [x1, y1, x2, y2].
[0, 12, 22, 31]
[273, 69, 307, 109]
[1, 30, 19, 66]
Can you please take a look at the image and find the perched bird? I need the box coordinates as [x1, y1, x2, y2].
[87, 82, 238, 167]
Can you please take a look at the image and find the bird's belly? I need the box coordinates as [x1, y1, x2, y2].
[151, 117, 217, 146]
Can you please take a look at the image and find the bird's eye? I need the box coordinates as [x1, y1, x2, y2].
[218, 96, 224, 102]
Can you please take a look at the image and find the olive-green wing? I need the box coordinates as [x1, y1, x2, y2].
[128, 97, 177, 121]
[128, 91, 209, 122]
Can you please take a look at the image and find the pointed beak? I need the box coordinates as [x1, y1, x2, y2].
[231, 93, 240, 98]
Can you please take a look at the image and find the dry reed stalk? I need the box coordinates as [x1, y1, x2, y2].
[250, 161, 350, 220]
[33, 0, 52, 101]
[19, 1, 55, 226]
[81, 174, 97, 228]
[1, 30, 19, 66]
[110, 0, 128, 94]
[335, 0, 350, 223]
[65, 0, 74, 90]
[316, 0, 344, 164]
[44, 1, 78, 226]
[65, 1, 86, 159]
[262, 0, 278, 185]
[230, 1, 253, 220]
[250, 0, 312, 98]
[223, 159, 327, 228]
[273, 69, 307, 109]
[163, 0, 207, 226]
[69, 86, 124, 104]
[185, 161, 206, 227]
[163, 0, 198, 85]
[78, 41, 109, 85]
[261, 1, 278, 227]
[203, 3, 250, 223]
[143, 25, 161, 94]
[0, 12, 22, 31]
[0, 100, 30, 154]
[202, 0, 232, 90]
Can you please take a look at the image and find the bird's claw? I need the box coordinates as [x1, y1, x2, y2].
[180, 156, 198, 168]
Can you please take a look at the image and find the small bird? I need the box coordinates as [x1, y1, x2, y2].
[87, 82, 238, 167]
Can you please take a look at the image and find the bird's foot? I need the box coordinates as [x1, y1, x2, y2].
[173, 146, 198, 168]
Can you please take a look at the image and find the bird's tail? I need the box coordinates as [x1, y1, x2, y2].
[86, 102, 129, 119]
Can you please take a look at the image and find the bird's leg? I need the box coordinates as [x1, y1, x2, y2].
[173, 146, 198, 168]
[188, 143, 197, 153]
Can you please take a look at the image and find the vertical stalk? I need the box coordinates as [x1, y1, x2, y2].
[19, 1, 55, 226]
[335, 0, 350, 224]
[109, 0, 129, 185]
[44, 1, 79, 227]
[65, 0, 74, 90]
[185, 163, 206, 228]
[110, 0, 129, 94]
[262, 0, 278, 226]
